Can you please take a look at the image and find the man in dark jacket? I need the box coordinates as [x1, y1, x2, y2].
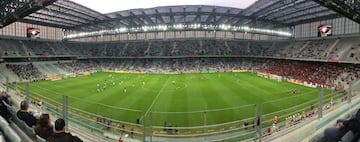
[47, 118, 82, 142]
[16, 100, 37, 127]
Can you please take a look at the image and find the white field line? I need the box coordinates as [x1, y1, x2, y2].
[140, 77, 171, 121]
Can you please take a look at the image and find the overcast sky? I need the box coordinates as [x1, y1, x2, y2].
[71, 0, 257, 14]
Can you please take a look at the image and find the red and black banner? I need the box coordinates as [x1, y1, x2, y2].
[317, 24, 332, 37]
[27, 27, 40, 38]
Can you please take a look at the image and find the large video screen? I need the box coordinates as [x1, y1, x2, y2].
[27, 27, 40, 38]
[317, 24, 332, 37]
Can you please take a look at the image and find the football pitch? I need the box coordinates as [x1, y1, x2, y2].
[14, 72, 330, 127]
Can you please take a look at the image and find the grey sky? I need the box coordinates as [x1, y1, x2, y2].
[72, 0, 257, 14]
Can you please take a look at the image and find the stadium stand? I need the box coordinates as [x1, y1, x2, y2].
[0, 36, 358, 142]
[0, 109, 26, 142]
[6, 64, 43, 81]
[0, 0, 360, 141]
[0, 64, 20, 83]
[0, 37, 359, 62]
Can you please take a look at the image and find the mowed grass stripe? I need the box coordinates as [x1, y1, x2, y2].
[205, 74, 245, 125]
[141, 76, 171, 122]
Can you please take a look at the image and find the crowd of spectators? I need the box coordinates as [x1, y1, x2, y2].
[146, 41, 175, 56]
[55, 58, 258, 74]
[6, 63, 44, 81]
[1, 37, 359, 61]
[57, 61, 102, 74]
[263, 94, 352, 141]
[260, 61, 347, 89]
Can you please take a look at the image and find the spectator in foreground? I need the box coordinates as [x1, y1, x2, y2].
[47, 118, 82, 142]
[34, 113, 53, 139]
[317, 109, 360, 142]
[0, 91, 11, 122]
[17, 100, 37, 127]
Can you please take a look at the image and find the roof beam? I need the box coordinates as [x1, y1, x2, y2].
[312, 0, 360, 24]
[141, 11, 155, 25]
[116, 20, 130, 27]
[259, 0, 309, 19]
[249, 0, 284, 17]
[58, 0, 107, 20]
[129, 11, 145, 26]
[289, 13, 341, 25]
[70, 15, 127, 31]
[169, 8, 175, 23]
[270, 5, 320, 21]
[25, 15, 75, 27]
[73, 9, 290, 31]
[0, 0, 57, 28]
[286, 10, 336, 25]
[49, 3, 97, 22]
[20, 18, 71, 29]
[192, 7, 202, 23]
[215, 9, 231, 24]
[32, 9, 88, 25]
[227, 17, 240, 25]
[114, 13, 131, 26]
[64, 4, 296, 32]
[154, 9, 165, 24]
[205, 8, 216, 23]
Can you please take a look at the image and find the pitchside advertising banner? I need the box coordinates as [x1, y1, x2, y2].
[27, 27, 40, 38]
[317, 24, 332, 37]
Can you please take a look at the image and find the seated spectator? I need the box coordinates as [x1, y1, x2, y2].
[317, 109, 360, 142]
[17, 100, 38, 127]
[0, 91, 11, 122]
[47, 118, 82, 142]
[0, 91, 11, 105]
[35, 113, 53, 139]
[273, 116, 278, 125]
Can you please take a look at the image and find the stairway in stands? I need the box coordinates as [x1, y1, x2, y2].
[0, 64, 20, 83]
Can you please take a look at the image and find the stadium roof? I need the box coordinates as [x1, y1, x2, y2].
[20, 0, 108, 29]
[0, 0, 57, 28]
[242, 0, 360, 25]
[71, 0, 256, 14]
[2, 0, 360, 32]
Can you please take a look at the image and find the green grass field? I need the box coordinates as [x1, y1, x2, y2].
[13, 72, 330, 127]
